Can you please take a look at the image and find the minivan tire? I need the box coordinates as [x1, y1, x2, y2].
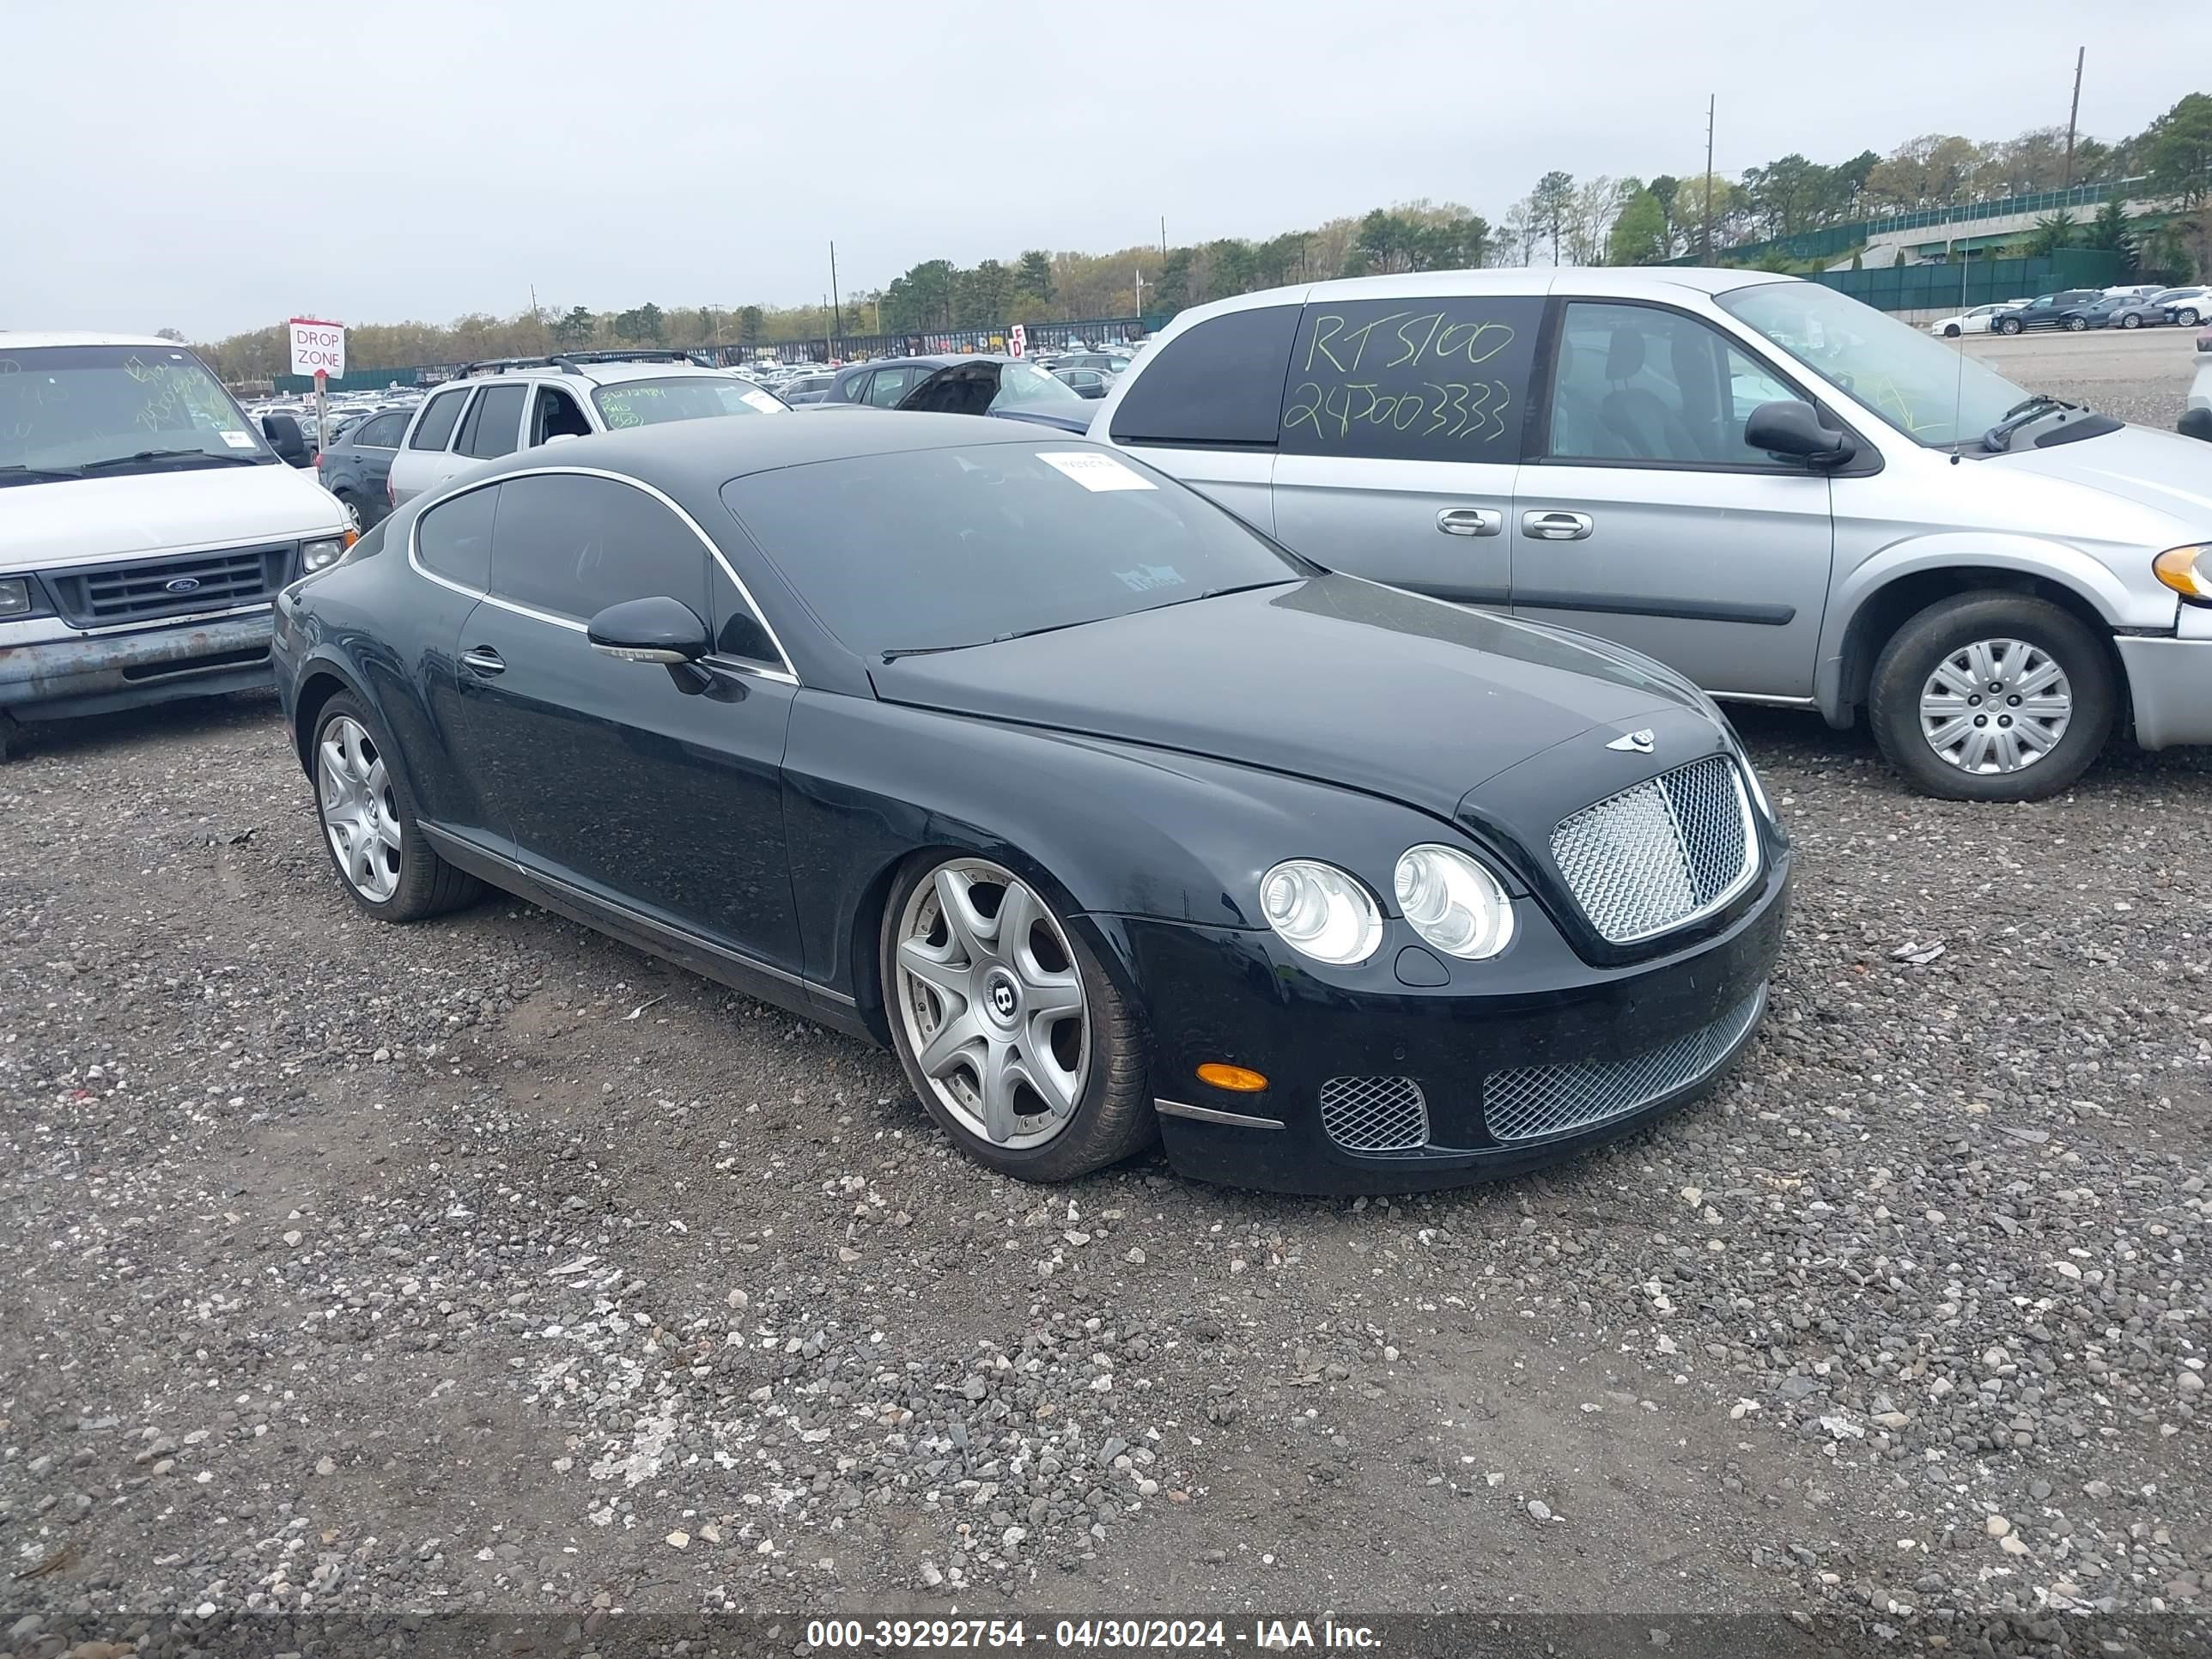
[1869, 592, 2115, 802]
[309, 692, 483, 921]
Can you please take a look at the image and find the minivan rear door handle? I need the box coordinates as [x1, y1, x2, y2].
[460, 647, 506, 677]
[1522, 510, 1594, 541]
[1436, 507, 1504, 538]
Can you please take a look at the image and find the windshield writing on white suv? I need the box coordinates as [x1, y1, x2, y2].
[1717, 282, 2047, 449]
[0, 345, 273, 478]
[592, 377, 786, 428]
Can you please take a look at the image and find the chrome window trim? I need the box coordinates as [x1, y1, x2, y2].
[406, 465, 801, 683]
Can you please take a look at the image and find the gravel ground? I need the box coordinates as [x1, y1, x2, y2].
[3, 347, 2208, 1659]
[1959, 328, 2198, 428]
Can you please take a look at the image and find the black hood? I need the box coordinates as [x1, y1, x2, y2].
[866, 575, 1705, 819]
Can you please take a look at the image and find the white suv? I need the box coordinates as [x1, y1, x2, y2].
[386, 352, 787, 509]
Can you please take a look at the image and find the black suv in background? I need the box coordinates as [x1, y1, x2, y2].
[1993, 290, 2107, 333]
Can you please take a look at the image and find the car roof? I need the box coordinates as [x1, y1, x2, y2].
[464, 358, 740, 387]
[0, 330, 185, 349]
[1157, 266, 1796, 334]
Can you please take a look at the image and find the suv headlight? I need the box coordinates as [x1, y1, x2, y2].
[301, 536, 349, 573]
[1261, 860, 1382, 966]
[2154, 544, 2212, 605]
[0, 577, 32, 618]
[1394, 845, 1516, 960]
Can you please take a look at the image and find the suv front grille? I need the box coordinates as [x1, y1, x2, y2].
[1484, 985, 1766, 1143]
[1549, 756, 1757, 945]
[43, 545, 289, 628]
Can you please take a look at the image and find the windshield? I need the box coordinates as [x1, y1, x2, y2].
[0, 343, 275, 479]
[721, 441, 1304, 657]
[592, 376, 787, 428]
[1717, 281, 2040, 448]
[994, 360, 1083, 405]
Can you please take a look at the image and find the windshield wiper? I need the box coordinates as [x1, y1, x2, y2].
[0, 464, 88, 483]
[1982, 395, 2080, 452]
[881, 615, 1103, 661]
[77, 449, 259, 472]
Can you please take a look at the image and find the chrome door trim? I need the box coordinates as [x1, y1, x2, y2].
[406, 465, 801, 681]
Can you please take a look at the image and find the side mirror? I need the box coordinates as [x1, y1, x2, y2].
[262, 413, 310, 465]
[1744, 399, 1854, 466]
[587, 596, 711, 665]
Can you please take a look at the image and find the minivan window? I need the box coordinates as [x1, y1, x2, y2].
[1278, 296, 1544, 463]
[1547, 301, 1807, 466]
[1717, 280, 2039, 448]
[489, 473, 708, 622]
[459, 384, 526, 459]
[1110, 305, 1302, 447]
[409, 386, 469, 451]
[0, 343, 273, 478]
[415, 483, 496, 590]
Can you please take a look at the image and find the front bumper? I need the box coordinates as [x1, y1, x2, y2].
[1116, 848, 1790, 1195]
[2118, 635, 2212, 749]
[0, 611, 276, 720]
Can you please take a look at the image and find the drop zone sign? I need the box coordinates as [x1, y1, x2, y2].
[289, 319, 347, 379]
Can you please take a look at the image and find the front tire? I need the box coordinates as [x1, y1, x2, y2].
[1868, 593, 2114, 802]
[311, 694, 482, 921]
[2123, 312, 2142, 328]
[2067, 316, 2088, 331]
[1999, 317, 2023, 335]
[1943, 324, 1962, 338]
[881, 853, 1155, 1182]
[2179, 308, 2202, 327]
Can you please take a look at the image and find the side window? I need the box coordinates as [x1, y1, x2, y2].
[1109, 304, 1302, 447]
[356, 412, 406, 447]
[1278, 295, 1545, 463]
[866, 368, 916, 407]
[530, 386, 592, 446]
[1547, 301, 1804, 467]
[415, 484, 496, 589]
[489, 473, 708, 623]
[408, 387, 468, 451]
[711, 565, 781, 665]
[459, 384, 526, 459]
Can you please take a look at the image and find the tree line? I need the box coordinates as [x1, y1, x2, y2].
[188, 92, 2212, 381]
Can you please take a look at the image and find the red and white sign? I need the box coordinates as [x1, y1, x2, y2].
[289, 318, 347, 378]
[1006, 324, 1026, 359]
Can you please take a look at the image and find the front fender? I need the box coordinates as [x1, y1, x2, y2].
[1832, 530, 2148, 628]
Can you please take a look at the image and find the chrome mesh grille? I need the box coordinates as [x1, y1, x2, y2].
[1484, 985, 1766, 1144]
[1319, 1076, 1429, 1152]
[1550, 756, 1755, 944]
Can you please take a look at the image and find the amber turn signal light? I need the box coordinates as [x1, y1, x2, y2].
[1196, 1062, 1268, 1093]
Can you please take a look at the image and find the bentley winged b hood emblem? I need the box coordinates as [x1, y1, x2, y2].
[1607, 729, 1656, 754]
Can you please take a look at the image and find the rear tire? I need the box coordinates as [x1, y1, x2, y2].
[879, 852, 1155, 1182]
[1868, 593, 2114, 802]
[310, 692, 482, 921]
[334, 489, 367, 532]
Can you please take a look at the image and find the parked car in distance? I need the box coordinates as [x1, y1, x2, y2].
[2057, 294, 2148, 331]
[811, 356, 1094, 433]
[0, 332, 353, 759]
[1928, 303, 2019, 337]
[1088, 268, 2212, 803]
[272, 412, 1789, 1194]
[779, 372, 839, 404]
[2160, 287, 2212, 325]
[386, 351, 785, 508]
[2097, 294, 2171, 330]
[1990, 290, 2106, 332]
[315, 408, 411, 528]
[1052, 366, 1117, 398]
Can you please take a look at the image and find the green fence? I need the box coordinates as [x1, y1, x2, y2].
[1808, 247, 2122, 312]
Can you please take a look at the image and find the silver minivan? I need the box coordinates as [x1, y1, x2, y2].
[1089, 268, 2212, 801]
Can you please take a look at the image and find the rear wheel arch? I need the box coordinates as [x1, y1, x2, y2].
[1836, 567, 2126, 729]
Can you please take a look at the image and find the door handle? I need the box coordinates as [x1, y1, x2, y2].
[1436, 507, 1504, 538]
[460, 647, 505, 677]
[1522, 510, 1594, 541]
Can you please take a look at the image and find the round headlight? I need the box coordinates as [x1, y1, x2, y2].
[1260, 860, 1382, 966]
[1393, 845, 1516, 961]
[301, 537, 347, 573]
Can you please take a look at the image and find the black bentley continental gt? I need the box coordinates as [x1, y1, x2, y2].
[273, 411, 1790, 1194]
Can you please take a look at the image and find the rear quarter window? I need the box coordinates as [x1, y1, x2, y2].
[1278, 295, 1545, 463]
[408, 387, 469, 451]
[415, 485, 496, 590]
[1108, 304, 1302, 447]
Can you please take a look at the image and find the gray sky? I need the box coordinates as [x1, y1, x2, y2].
[12, 1, 2200, 339]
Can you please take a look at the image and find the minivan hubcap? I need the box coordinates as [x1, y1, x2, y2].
[317, 715, 402, 902]
[893, 860, 1090, 1149]
[1919, 638, 2072, 775]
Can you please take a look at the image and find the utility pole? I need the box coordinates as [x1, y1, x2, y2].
[1702, 94, 1717, 263]
[1133, 264, 1146, 317]
[2063, 47, 2085, 189]
[1160, 216, 1168, 260]
[829, 241, 842, 341]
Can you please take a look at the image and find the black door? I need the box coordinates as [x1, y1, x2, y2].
[449, 471, 802, 976]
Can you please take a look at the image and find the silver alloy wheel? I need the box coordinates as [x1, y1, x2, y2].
[1918, 637, 2073, 775]
[317, 715, 403, 902]
[893, 859, 1091, 1150]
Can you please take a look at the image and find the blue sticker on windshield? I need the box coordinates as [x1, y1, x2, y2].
[1115, 564, 1184, 593]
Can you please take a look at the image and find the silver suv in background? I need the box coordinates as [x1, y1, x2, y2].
[1089, 268, 2212, 802]
[386, 351, 787, 509]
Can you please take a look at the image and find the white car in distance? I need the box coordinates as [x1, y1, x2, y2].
[1928, 303, 2024, 338]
